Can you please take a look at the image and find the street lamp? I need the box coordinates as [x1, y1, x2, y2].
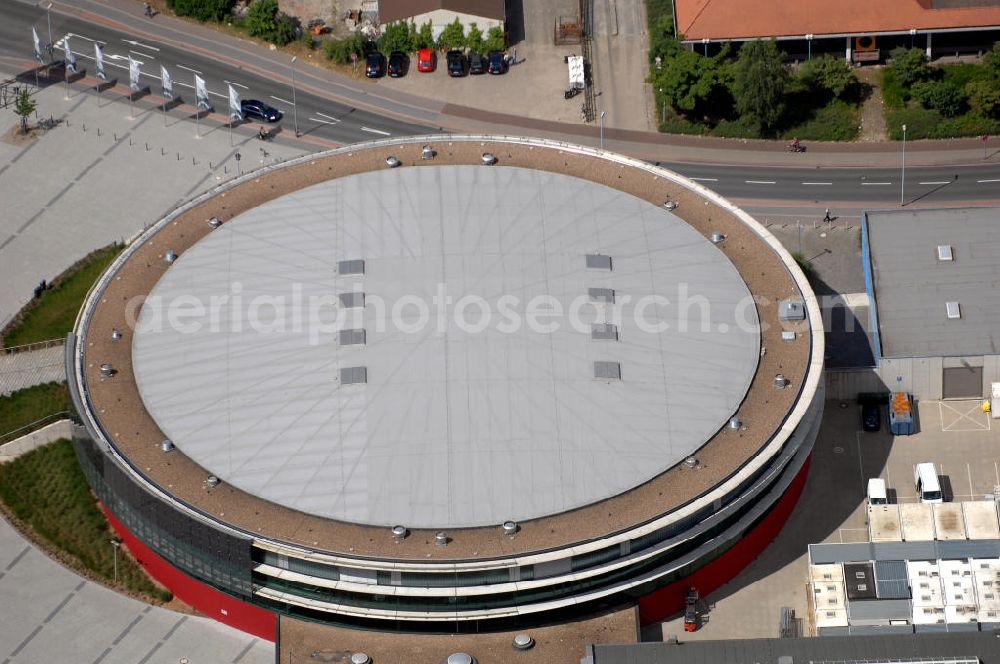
[806, 34, 813, 61]
[41, 1, 53, 60]
[900, 123, 907, 206]
[599, 110, 606, 150]
[290, 56, 299, 137]
[110, 538, 121, 584]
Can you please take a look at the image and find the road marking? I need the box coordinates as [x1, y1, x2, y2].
[919, 181, 950, 185]
[270, 96, 294, 106]
[969, 463, 976, 500]
[129, 50, 155, 60]
[978, 179, 1000, 183]
[690, 177, 718, 182]
[802, 182, 833, 185]
[309, 117, 340, 125]
[745, 180, 776, 185]
[176, 64, 202, 74]
[360, 126, 392, 136]
[123, 39, 160, 51]
[225, 80, 249, 90]
[862, 182, 892, 185]
[316, 112, 340, 122]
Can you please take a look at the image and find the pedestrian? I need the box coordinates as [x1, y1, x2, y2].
[144, 2, 153, 17]
[823, 208, 831, 223]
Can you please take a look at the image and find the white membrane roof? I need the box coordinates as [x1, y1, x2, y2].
[132, 166, 760, 529]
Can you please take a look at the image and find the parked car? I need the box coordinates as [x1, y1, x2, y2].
[365, 51, 386, 78]
[861, 402, 881, 432]
[487, 50, 508, 75]
[446, 50, 468, 77]
[416, 48, 437, 72]
[468, 52, 486, 75]
[388, 51, 409, 77]
[240, 99, 282, 122]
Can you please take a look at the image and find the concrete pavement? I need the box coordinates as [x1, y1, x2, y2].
[0, 344, 65, 396]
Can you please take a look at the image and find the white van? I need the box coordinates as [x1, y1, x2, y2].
[914, 463, 943, 503]
[867, 478, 888, 505]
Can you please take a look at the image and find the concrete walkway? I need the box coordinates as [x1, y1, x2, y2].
[0, 345, 65, 396]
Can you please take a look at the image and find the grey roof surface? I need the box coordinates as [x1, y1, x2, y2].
[848, 598, 911, 621]
[131, 166, 760, 529]
[591, 632, 1000, 664]
[866, 207, 1000, 358]
[810, 540, 1000, 564]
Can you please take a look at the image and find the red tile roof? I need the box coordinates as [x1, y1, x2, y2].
[379, 0, 505, 25]
[675, 0, 1000, 41]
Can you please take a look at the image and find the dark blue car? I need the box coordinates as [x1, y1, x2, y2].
[240, 99, 282, 122]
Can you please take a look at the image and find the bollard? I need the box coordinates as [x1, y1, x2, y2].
[97, 128, 101, 137]
[176, 153, 181, 161]
[113, 132, 117, 141]
[145, 142, 149, 151]
[161, 147, 165, 156]
[209, 161, 213, 169]
[128, 137, 132, 146]
[192, 157, 196, 166]
[82, 123, 86, 132]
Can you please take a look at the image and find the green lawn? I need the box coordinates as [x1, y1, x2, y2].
[0, 382, 73, 440]
[0, 439, 170, 600]
[1, 244, 123, 348]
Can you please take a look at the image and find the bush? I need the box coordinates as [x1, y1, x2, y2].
[713, 115, 762, 139]
[379, 20, 413, 53]
[798, 55, 858, 98]
[784, 99, 860, 141]
[886, 46, 933, 89]
[245, 0, 297, 46]
[966, 79, 1000, 118]
[167, 0, 234, 21]
[881, 67, 907, 110]
[437, 18, 465, 49]
[911, 80, 965, 117]
[323, 33, 369, 64]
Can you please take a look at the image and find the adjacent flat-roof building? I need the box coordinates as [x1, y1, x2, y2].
[862, 207, 1000, 399]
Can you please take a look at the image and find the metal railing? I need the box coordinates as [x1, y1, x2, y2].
[1, 338, 65, 355]
[0, 410, 76, 446]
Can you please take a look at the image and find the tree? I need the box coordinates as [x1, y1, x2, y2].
[650, 44, 730, 118]
[886, 47, 932, 89]
[466, 23, 484, 54]
[14, 90, 36, 134]
[911, 80, 965, 117]
[415, 21, 434, 49]
[245, 0, 297, 46]
[437, 18, 465, 49]
[984, 42, 1000, 77]
[799, 55, 857, 98]
[966, 79, 1000, 118]
[168, 0, 234, 22]
[648, 12, 675, 62]
[379, 21, 413, 53]
[732, 39, 788, 130]
[484, 25, 506, 52]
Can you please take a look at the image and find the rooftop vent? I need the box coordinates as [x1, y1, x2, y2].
[445, 654, 475, 664]
[937, 245, 954, 261]
[710, 231, 725, 243]
[339, 329, 366, 346]
[946, 301, 961, 319]
[502, 521, 518, 537]
[391, 525, 408, 541]
[481, 152, 497, 165]
[591, 323, 619, 341]
[729, 417, 741, 430]
[588, 287, 615, 304]
[774, 373, 788, 389]
[663, 200, 678, 210]
[778, 299, 806, 321]
[160, 439, 174, 453]
[435, 532, 449, 547]
[165, 250, 177, 263]
[341, 366, 368, 385]
[206, 475, 220, 487]
[385, 156, 400, 168]
[684, 456, 698, 469]
[586, 254, 612, 270]
[338, 259, 365, 275]
[512, 634, 534, 650]
[421, 145, 435, 160]
[339, 292, 365, 308]
[594, 361, 621, 380]
[99, 363, 114, 378]
[111, 328, 122, 341]
[350, 654, 372, 664]
[207, 216, 222, 229]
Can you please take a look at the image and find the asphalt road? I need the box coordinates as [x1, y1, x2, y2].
[2, 0, 1000, 206]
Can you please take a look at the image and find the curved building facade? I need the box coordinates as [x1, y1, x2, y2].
[68, 136, 824, 640]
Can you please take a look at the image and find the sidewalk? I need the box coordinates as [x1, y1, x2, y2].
[0, 344, 65, 396]
[0, 67, 308, 328]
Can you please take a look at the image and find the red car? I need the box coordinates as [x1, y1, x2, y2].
[417, 48, 437, 72]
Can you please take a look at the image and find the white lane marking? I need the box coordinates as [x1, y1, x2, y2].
[690, 177, 718, 182]
[309, 117, 340, 125]
[316, 112, 341, 122]
[802, 182, 833, 185]
[862, 182, 892, 185]
[745, 180, 776, 184]
[270, 96, 294, 106]
[360, 126, 391, 136]
[176, 64, 202, 74]
[978, 179, 1000, 183]
[123, 39, 160, 51]
[224, 80, 249, 90]
[129, 50, 155, 60]
[919, 181, 950, 185]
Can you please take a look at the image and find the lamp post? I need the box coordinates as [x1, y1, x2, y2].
[42, 1, 53, 60]
[599, 110, 606, 150]
[900, 123, 907, 206]
[110, 538, 120, 584]
[290, 56, 299, 137]
[806, 34, 813, 61]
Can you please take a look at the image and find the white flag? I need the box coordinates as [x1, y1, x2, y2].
[63, 36, 77, 73]
[160, 65, 173, 100]
[128, 56, 140, 92]
[94, 43, 106, 80]
[228, 84, 242, 121]
[195, 74, 210, 110]
[32, 27, 43, 63]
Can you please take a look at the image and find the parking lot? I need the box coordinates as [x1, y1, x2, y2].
[655, 396, 1000, 641]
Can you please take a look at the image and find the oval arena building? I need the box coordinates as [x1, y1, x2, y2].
[68, 136, 824, 645]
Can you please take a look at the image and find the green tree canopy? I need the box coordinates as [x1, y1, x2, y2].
[168, 0, 234, 21]
[245, 0, 297, 46]
[887, 47, 933, 89]
[415, 21, 434, 49]
[484, 25, 506, 52]
[732, 39, 789, 130]
[437, 18, 465, 49]
[911, 80, 965, 117]
[799, 55, 858, 98]
[966, 78, 1000, 118]
[14, 89, 36, 134]
[379, 20, 413, 53]
[650, 43, 731, 117]
[466, 23, 484, 54]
